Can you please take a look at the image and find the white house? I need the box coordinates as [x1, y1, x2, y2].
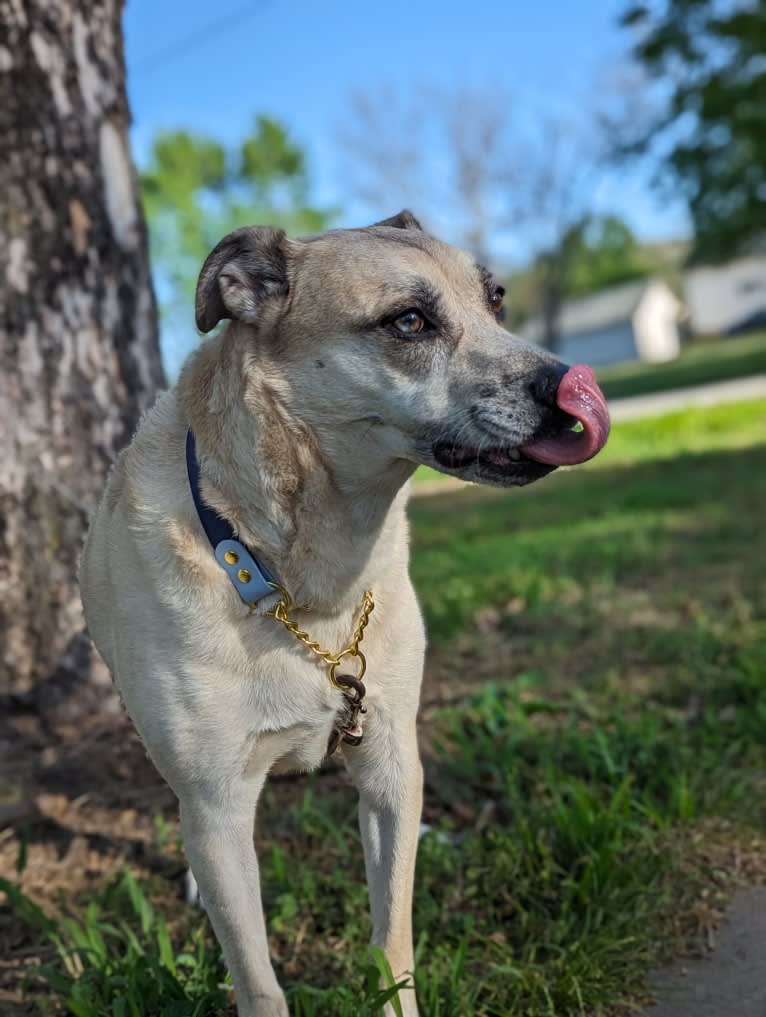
[521, 279, 682, 367]
[684, 255, 766, 336]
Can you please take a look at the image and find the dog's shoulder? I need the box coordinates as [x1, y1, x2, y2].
[116, 391, 187, 518]
[85, 389, 197, 575]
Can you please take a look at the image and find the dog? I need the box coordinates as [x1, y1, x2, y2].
[80, 211, 610, 1017]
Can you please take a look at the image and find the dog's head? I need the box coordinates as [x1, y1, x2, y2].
[194, 213, 610, 488]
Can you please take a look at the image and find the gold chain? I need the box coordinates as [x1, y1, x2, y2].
[265, 585, 375, 691]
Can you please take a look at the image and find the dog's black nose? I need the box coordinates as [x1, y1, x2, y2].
[528, 361, 569, 407]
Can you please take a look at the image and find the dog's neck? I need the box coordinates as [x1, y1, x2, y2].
[177, 329, 416, 614]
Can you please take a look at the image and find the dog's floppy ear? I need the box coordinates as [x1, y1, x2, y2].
[371, 209, 423, 231]
[195, 225, 289, 333]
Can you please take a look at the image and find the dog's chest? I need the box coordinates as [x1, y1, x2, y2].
[171, 580, 401, 773]
[244, 603, 393, 757]
[228, 633, 357, 775]
[202, 611, 359, 726]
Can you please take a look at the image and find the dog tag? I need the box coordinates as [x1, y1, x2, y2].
[341, 723, 364, 747]
[326, 673, 367, 754]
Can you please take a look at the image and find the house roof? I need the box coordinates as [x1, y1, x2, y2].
[521, 278, 652, 344]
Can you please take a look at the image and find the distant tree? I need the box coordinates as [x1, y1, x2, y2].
[140, 117, 334, 370]
[0, 0, 163, 696]
[530, 218, 591, 354]
[341, 86, 517, 266]
[506, 215, 649, 328]
[619, 0, 766, 263]
[340, 87, 608, 351]
[565, 216, 649, 296]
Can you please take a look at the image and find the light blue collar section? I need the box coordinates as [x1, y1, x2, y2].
[186, 430, 276, 606]
[214, 539, 275, 605]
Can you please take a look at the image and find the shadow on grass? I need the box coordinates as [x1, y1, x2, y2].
[410, 443, 766, 641]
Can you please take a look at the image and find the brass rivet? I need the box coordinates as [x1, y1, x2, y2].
[237, 568, 252, 584]
[224, 550, 239, 565]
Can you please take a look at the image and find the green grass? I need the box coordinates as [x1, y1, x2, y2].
[0, 870, 229, 1017]
[411, 398, 766, 640]
[0, 866, 408, 1017]
[593, 395, 765, 463]
[3, 397, 765, 1015]
[596, 330, 766, 401]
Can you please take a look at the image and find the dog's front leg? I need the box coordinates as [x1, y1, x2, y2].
[179, 778, 288, 1017]
[344, 710, 423, 1017]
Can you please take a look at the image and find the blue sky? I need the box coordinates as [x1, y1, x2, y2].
[123, 0, 690, 258]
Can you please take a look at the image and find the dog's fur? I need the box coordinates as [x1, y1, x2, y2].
[80, 213, 573, 1016]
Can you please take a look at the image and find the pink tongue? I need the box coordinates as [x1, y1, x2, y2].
[520, 364, 611, 466]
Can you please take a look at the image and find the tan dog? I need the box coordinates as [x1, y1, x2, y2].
[80, 212, 610, 1017]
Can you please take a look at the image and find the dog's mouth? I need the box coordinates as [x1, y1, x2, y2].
[431, 365, 611, 487]
[432, 443, 557, 485]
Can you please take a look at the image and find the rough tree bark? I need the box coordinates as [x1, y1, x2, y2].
[0, 0, 165, 696]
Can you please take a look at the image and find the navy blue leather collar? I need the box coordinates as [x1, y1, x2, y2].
[186, 430, 276, 605]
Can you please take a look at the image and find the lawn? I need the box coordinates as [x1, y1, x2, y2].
[2, 398, 765, 1016]
[595, 330, 766, 401]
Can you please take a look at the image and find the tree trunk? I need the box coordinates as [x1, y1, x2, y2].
[538, 222, 588, 357]
[540, 253, 564, 356]
[0, 0, 164, 697]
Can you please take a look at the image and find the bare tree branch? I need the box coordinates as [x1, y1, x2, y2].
[338, 83, 610, 348]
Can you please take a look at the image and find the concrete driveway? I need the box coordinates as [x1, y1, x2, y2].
[608, 373, 766, 422]
[642, 889, 766, 1017]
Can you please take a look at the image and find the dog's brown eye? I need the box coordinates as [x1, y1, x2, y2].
[490, 287, 505, 316]
[392, 310, 426, 336]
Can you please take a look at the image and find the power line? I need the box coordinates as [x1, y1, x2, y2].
[131, 0, 268, 77]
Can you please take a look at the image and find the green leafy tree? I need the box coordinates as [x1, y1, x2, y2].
[620, 0, 766, 263]
[140, 116, 334, 371]
[506, 215, 649, 331]
[565, 216, 649, 296]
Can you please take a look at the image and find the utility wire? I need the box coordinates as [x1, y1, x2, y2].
[131, 0, 268, 76]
